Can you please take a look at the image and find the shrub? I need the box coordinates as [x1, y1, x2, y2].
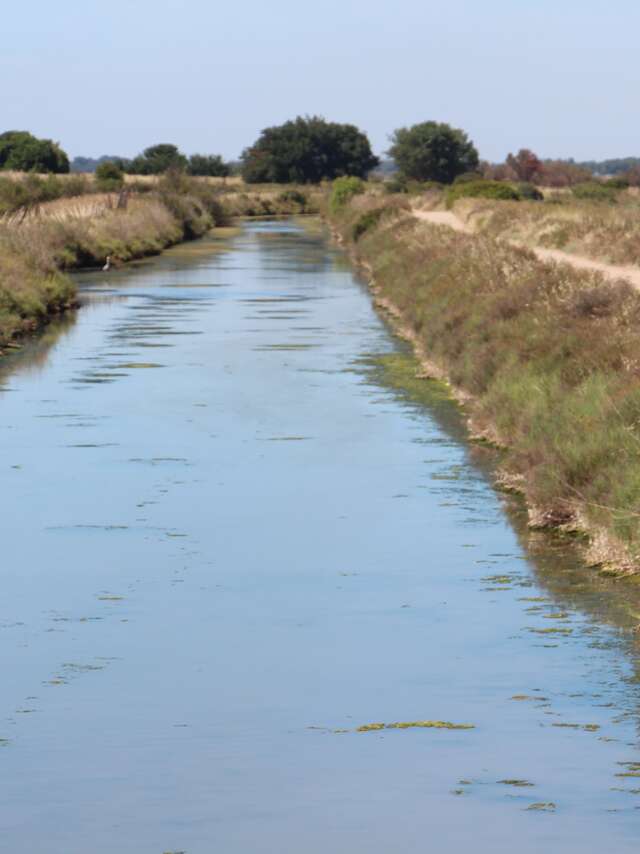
[329, 176, 365, 214]
[604, 177, 629, 190]
[515, 182, 544, 201]
[571, 182, 619, 202]
[352, 209, 385, 241]
[276, 189, 308, 210]
[453, 172, 483, 185]
[95, 160, 124, 191]
[446, 179, 520, 206]
[188, 154, 230, 177]
[384, 177, 408, 194]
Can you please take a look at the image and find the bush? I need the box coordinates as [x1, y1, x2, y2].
[188, 154, 230, 177]
[604, 177, 629, 190]
[446, 179, 520, 206]
[453, 172, 483, 185]
[352, 209, 385, 241]
[329, 176, 365, 214]
[571, 182, 619, 202]
[95, 160, 124, 191]
[276, 189, 308, 210]
[515, 182, 544, 201]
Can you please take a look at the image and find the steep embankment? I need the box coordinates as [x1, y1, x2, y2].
[330, 192, 640, 575]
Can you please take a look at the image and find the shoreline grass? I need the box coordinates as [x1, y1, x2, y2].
[327, 191, 640, 574]
[0, 174, 321, 351]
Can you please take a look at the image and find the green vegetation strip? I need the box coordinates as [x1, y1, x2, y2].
[327, 187, 640, 574]
[357, 720, 475, 732]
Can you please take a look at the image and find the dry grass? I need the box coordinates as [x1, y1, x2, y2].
[330, 194, 640, 572]
[449, 196, 640, 268]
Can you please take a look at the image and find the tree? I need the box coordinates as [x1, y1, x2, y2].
[536, 160, 592, 188]
[506, 149, 542, 183]
[128, 144, 188, 175]
[188, 154, 230, 177]
[0, 130, 70, 173]
[241, 116, 379, 184]
[388, 121, 479, 184]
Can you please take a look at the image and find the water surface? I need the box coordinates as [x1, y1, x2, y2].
[2, 219, 640, 853]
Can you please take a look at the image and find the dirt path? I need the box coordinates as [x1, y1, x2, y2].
[413, 208, 640, 289]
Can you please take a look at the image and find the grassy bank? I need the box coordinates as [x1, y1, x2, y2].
[328, 190, 640, 574]
[408, 186, 640, 269]
[0, 174, 320, 351]
[0, 173, 230, 349]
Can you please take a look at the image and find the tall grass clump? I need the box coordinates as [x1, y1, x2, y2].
[330, 194, 640, 572]
[329, 176, 365, 214]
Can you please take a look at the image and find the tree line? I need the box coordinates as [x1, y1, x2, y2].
[3, 120, 640, 188]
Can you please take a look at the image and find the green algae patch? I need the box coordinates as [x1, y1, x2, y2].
[511, 695, 549, 702]
[526, 802, 556, 812]
[552, 722, 600, 732]
[357, 720, 475, 732]
[113, 362, 165, 369]
[498, 779, 535, 787]
[528, 627, 573, 635]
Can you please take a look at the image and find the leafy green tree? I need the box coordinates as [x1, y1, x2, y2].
[0, 130, 70, 173]
[188, 154, 230, 177]
[128, 144, 188, 175]
[389, 121, 479, 184]
[241, 116, 379, 184]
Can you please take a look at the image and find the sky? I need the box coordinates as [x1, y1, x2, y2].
[2, 0, 639, 163]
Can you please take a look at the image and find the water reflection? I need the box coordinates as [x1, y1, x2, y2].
[1, 218, 640, 853]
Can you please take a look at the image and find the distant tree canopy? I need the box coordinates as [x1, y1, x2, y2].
[187, 154, 230, 177]
[578, 157, 640, 176]
[0, 131, 70, 173]
[71, 155, 127, 173]
[125, 145, 230, 177]
[127, 144, 188, 175]
[240, 116, 379, 184]
[389, 122, 479, 184]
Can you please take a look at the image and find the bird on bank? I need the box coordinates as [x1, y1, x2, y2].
[102, 256, 111, 272]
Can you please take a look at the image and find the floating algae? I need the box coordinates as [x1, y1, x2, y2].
[615, 763, 640, 778]
[526, 802, 556, 812]
[511, 695, 549, 702]
[528, 627, 573, 635]
[357, 720, 475, 732]
[498, 779, 535, 787]
[552, 723, 600, 732]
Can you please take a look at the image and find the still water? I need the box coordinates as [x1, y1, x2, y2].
[2, 218, 640, 853]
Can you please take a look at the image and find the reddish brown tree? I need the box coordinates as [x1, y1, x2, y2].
[506, 149, 543, 182]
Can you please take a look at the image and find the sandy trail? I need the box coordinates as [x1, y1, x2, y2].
[413, 208, 640, 289]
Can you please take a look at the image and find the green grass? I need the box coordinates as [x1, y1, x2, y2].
[329, 194, 640, 572]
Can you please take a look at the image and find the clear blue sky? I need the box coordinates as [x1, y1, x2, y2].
[3, 0, 639, 162]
